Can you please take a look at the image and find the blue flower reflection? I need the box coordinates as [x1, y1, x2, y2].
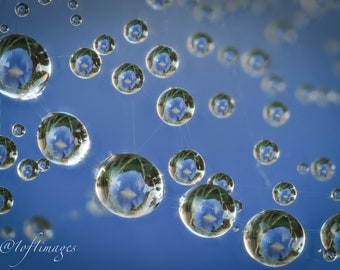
[193, 199, 224, 232]
[118, 70, 138, 90]
[0, 144, 7, 165]
[165, 97, 186, 122]
[176, 158, 197, 181]
[152, 52, 171, 74]
[46, 126, 75, 160]
[0, 48, 33, 89]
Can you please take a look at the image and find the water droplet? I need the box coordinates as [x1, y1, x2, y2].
[112, 63, 144, 94]
[232, 226, 240, 232]
[243, 210, 305, 267]
[193, 4, 219, 22]
[317, 247, 322, 253]
[67, 0, 78, 10]
[37, 157, 50, 172]
[93, 34, 115, 55]
[253, 139, 280, 165]
[0, 187, 14, 215]
[0, 24, 9, 34]
[0, 135, 18, 170]
[0, 226, 15, 239]
[330, 188, 340, 201]
[209, 93, 235, 119]
[207, 173, 234, 193]
[179, 184, 237, 238]
[70, 14, 82, 26]
[265, 21, 297, 44]
[124, 19, 148, 44]
[24, 216, 53, 241]
[11, 123, 26, 137]
[0, 34, 51, 100]
[261, 74, 286, 94]
[86, 193, 110, 216]
[297, 162, 310, 175]
[272, 181, 297, 206]
[145, 45, 179, 78]
[15, 2, 30, 17]
[69, 48, 102, 79]
[95, 153, 165, 218]
[187, 32, 214, 57]
[17, 159, 39, 181]
[311, 157, 335, 181]
[157, 87, 195, 126]
[241, 48, 270, 77]
[263, 101, 290, 127]
[218, 46, 239, 65]
[38, 0, 52, 6]
[295, 84, 315, 103]
[168, 149, 205, 185]
[320, 214, 340, 261]
[234, 200, 243, 213]
[146, 0, 172, 10]
[37, 112, 90, 166]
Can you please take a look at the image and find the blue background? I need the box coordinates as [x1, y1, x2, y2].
[0, 0, 339, 269]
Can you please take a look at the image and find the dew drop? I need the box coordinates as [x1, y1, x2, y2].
[67, 0, 78, 10]
[0, 24, 9, 34]
[330, 188, 340, 201]
[261, 74, 286, 94]
[263, 101, 290, 127]
[93, 34, 115, 55]
[124, 19, 148, 44]
[311, 157, 336, 181]
[218, 46, 239, 65]
[112, 63, 144, 94]
[0, 226, 15, 239]
[37, 157, 50, 172]
[69, 48, 102, 79]
[265, 21, 297, 44]
[38, 0, 52, 6]
[272, 181, 297, 206]
[70, 14, 82, 26]
[253, 139, 280, 165]
[320, 214, 340, 261]
[209, 93, 235, 119]
[17, 159, 39, 181]
[297, 162, 310, 175]
[0, 135, 18, 170]
[146, 0, 172, 10]
[15, 2, 30, 17]
[187, 32, 214, 57]
[241, 48, 270, 77]
[24, 216, 53, 242]
[0, 187, 14, 215]
[207, 173, 234, 193]
[157, 87, 195, 126]
[11, 123, 26, 137]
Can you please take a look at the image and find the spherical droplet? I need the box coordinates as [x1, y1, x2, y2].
[179, 184, 237, 238]
[38, 0, 52, 6]
[112, 63, 144, 94]
[0, 34, 51, 100]
[95, 153, 165, 218]
[209, 93, 235, 119]
[253, 139, 280, 165]
[263, 101, 290, 127]
[0, 135, 18, 170]
[311, 157, 336, 181]
[37, 157, 50, 172]
[243, 210, 305, 267]
[207, 173, 234, 193]
[218, 46, 239, 65]
[0, 187, 14, 215]
[93, 34, 115, 55]
[37, 112, 90, 166]
[67, 0, 78, 10]
[146, 0, 172, 10]
[145, 45, 179, 78]
[17, 159, 39, 181]
[330, 188, 340, 201]
[157, 87, 195, 126]
[0, 226, 15, 239]
[187, 32, 214, 57]
[261, 74, 286, 94]
[297, 162, 310, 175]
[0, 24, 9, 34]
[124, 19, 148, 44]
[70, 14, 82, 26]
[241, 48, 270, 77]
[265, 21, 297, 44]
[24, 216, 53, 241]
[11, 123, 26, 137]
[295, 84, 315, 103]
[168, 149, 205, 185]
[69, 48, 102, 79]
[272, 181, 297, 206]
[15, 2, 30, 17]
[320, 214, 340, 261]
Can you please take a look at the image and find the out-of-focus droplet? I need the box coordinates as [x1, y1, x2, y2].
[11, 123, 26, 137]
[311, 157, 336, 181]
[265, 21, 297, 44]
[187, 32, 214, 57]
[17, 159, 39, 181]
[263, 101, 290, 127]
[0, 136, 18, 170]
[0, 226, 15, 239]
[0, 187, 14, 214]
[69, 48, 102, 79]
[241, 48, 270, 77]
[218, 46, 239, 65]
[261, 74, 286, 95]
[112, 63, 144, 94]
[295, 84, 315, 103]
[297, 162, 310, 175]
[24, 216, 53, 241]
[146, 0, 172, 10]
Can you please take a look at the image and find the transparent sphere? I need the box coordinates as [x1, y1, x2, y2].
[241, 48, 270, 77]
[253, 139, 280, 165]
[24, 216, 53, 242]
[93, 34, 115, 55]
[207, 173, 234, 194]
[187, 32, 214, 57]
[263, 101, 290, 127]
[330, 188, 340, 201]
[311, 157, 336, 181]
[0, 135, 18, 170]
[218, 46, 239, 65]
[168, 149, 205, 185]
[157, 87, 195, 126]
[295, 84, 315, 103]
[0, 34, 51, 100]
[320, 214, 340, 261]
[243, 210, 305, 267]
[146, 0, 172, 10]
[272, 181, 297, 206]
[0, 226, 15, 239]
[69, 48, 102, 79]
[112, 63, 144, 94]
[0, 187, 14, 214]
[261, 74, 286, 94]
[179, 184, 237, 238]
[17, 159, 39, 181]
[14, 2, 30, 17]
[37, 112, 90, 166]
[0, 24, 9, 34]
[124, 19, 148, 43]
[297, 162, 310, 175]
[70, 14, 82, 26]
[95, 153, 165, 218]
[145, 45, 179, 78]
[209, 93, 235, 119]
[265, 20, 297, 44]
[11, 123, 26, 137]
[37, 157, 50, 172]
[67, 0, 78, 10]
[38, 0, 52, 6]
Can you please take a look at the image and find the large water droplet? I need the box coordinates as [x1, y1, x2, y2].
[320, 214, 340, 262]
